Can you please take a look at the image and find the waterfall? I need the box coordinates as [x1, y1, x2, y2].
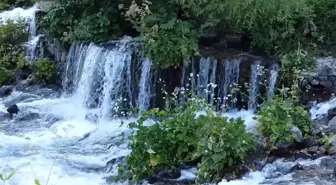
[248, 61, 262, 110]
[197, 57, 211, 99]
[63, 38, 133, 121]
[209, 59, 217, 105]
[137, 59, 152, 112]
[221, 58, 241, 109]
[267, 63, 280, 99]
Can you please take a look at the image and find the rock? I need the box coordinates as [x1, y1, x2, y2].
[307, 146, 319, 154]
[294, 151, 311, 160]
[328, 135, 336, 154]
[157, 169, 182, 180]
[0, 85, 14, 98]
[328, 117, 336, 128]
[291, 126, 303, 142]
[17, 112, 40, 121]
[328, 108, 336, 120]
[320, 80, 333, 88]
[7, 104, 19, 115]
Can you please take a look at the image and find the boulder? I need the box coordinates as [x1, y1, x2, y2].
[0, 85, 14, 98]
[328, 108, 336, 120]
[7, 104, 19, 115]
[291, 126, 303, 142]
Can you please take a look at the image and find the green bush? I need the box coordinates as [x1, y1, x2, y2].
[0, 68, 15, 86]
[256, 92, 312, 148]
[39, 0, 128, 42]
[117, 100, 255, 183]
[0, 0, 37, 11]
[0, 20, 28, 70]
[140, 15, 199, 68]
[34, 58, 56, 82]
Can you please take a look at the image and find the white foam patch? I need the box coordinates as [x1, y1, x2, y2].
[310, 98, 336, 119]
[0, 5, 38, 23]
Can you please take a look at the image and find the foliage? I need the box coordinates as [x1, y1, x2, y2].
[317, 132, 335, 152]
[0, 67, 15, 86]
[117, 98, 255, 183]
[39, 0, 129, 42]
[0, 20, 28, 70]
[256, 88, 313, 148]
[0, 171, 15, 183]
[140, 15, 198, 67]
[0, 0, 37, 11]
[39, 0, 336, 68]
[34, 58, 55, 82]
[196, 115, 255, 182]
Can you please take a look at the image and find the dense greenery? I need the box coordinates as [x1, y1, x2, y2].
[0, 20, 29, 85]
[117, 99, 255, 183]
[33, 58, 56, 83]
[40, 0, 336, 68]
[256, 90, 313, 148]
[0, 0, 37, 11]
[39, 0, 130, 42]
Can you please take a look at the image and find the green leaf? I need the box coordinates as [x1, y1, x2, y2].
[34, 179, 41, 185]
[5, 172, 14, 180]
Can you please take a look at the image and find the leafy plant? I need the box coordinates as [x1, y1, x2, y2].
[0, 171, 15, 184]
[196, 114, 255, 183]
[0, 67, 15, 86]
[140, 15, 198, 68]
[117, 97, 255, 183]
[33, 58, 56, 83]
[256, 88, 313, 148]
[0, 0, 37, 11]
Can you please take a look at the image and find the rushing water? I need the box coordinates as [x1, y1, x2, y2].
[248, 61, 262, 111]
[1, 4, 335, 185]
[138, 59, 152, 112]
[267, 63, 280, 100]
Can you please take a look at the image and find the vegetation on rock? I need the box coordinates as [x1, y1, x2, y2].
[33, 58, 56, 83]
[256, 88, 313, 148]
[117, 98, 255, 183]
[40, 0, 336, 69]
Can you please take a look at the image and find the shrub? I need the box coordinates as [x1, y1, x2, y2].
[140, 15, 199, 68]
[34, 58, 55, 83]
[196, 115, 255, 182]
[256, 91, 312, 148]
[118, 99, 255, 183]
[0, 68, 15, 86]
[39, 0, 128, 42]
[0, 20, 28, 70]
[0, 0, 37, 11]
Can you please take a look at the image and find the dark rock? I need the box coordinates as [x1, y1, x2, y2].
[158, 169, 182, 180]
[7, 104, 19, 115]
[289, 163, 304, 173]
[320, 157, 336, 169]
[307, 146, 319, 154]
[328, 108, 336, 120]
[78, 133, 91, 141]
[0, 85, 14, 98]
[17, 112, 40, 121]
[328, 76, 336, 81]
[320, 80, 333, 88]
[294, 151, 311, 160]
[328, 117, 336, 129]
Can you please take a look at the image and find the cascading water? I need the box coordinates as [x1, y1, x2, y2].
[137, 59, 152, 112]
[267, 63, 280, 99]
[248, 61, 262, 111]
[197, 57, 211, 99]
[221, 58, 241, 109]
